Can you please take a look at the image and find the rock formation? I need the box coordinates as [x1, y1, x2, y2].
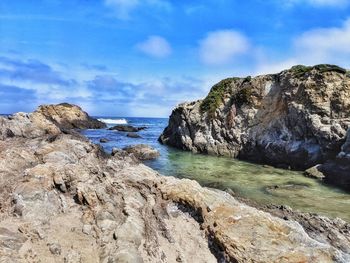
[159, 65, 350, 190]
[1, 104, 349, 262]
[109, 125, 147, 132]
[34, 103, 106, 130]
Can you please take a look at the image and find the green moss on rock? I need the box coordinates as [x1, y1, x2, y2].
[290, 65, 312, 77]
[200, 78, 237, 118]
[290, 64, 347, 77]
[232, 87, 253, 106]
[314, 64, 347, 74]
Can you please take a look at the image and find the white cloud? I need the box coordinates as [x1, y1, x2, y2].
[199, 30, 250, 65]
[294, 18, 350, 65]
[254, 18, 350, 75]
[104, 0, 171, 19]
[104, 0, 139, 19]
[136, 36, 172, 58]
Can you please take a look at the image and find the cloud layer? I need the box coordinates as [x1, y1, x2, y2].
[199, 30, 250, 65]
[136, 36, 172, 58]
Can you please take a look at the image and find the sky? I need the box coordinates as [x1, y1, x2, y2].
[1, 0, 350, 117]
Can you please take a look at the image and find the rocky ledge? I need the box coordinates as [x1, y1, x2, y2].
[159, 65, 350, 191]
[1, 104, 350, 262]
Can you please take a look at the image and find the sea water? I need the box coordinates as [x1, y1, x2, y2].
[81, 117, 350, 222]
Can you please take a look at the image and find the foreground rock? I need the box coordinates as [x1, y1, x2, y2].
[123, 144, 160, 160]
[109, 125, 146, 132]
[160, 65, 350, 190]
[0, 106, 349, 262]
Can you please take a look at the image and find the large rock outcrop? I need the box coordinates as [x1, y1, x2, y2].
[0, 103, 106, 140]
[1, 106, 349, 262]
[159, 65, 350, 188]
[35, 103, 106, 130]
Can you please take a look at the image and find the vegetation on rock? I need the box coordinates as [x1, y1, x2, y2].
[232, 87, 253, 107]
[200, 78, 237, 118]
[290, 64, 347, 77]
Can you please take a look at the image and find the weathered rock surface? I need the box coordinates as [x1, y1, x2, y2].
[123, 144, 160, 160]
[109, 125, 147, 132]
[1, 105, 350, 262]
[319, 128, 350, 190]
[160, 65, 350, 189]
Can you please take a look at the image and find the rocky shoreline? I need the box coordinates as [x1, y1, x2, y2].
[1, 103, 349, 262]
[159, 65, 350, 192]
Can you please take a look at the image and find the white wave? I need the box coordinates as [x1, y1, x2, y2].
[98, 118, 128, 125]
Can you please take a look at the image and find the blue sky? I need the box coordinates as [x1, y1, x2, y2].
[1, 0, 350, 116]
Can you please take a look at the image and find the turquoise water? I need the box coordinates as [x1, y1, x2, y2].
[82, 117, 350, 222]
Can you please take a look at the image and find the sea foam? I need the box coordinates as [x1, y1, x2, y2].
[98, 118, 128, 125]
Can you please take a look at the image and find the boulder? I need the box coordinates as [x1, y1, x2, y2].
[123, 144, 160, 160]
[108, 125, 146, 132]
[127, 132, 141, 138]
[100, 138, 109, 143]
[304, 165, 325, 180]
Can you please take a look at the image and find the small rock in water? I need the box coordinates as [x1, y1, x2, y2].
[127, 132, 141, 138]
[100, 138, 109, 143]
[108, 125, 147, 132]
[304, 165, 325, 180]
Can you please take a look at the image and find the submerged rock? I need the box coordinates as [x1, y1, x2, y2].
[123, 144, 160, 160]
[109, 125, 147, 132]
[127, 132, 142, 138]
[160, 65, 350, 189]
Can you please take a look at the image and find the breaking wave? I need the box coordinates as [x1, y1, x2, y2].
[98, 118, 128, 125]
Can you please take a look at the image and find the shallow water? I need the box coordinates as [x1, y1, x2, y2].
[82, 117, 350, 222]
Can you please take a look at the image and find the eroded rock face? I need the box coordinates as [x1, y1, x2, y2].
[1, 105, 349, 262]
[159, 65, 350, 187]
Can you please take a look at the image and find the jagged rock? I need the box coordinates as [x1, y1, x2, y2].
[160, 65, 350, 189]
[108, 125, 147, 132]
[123, 144, 160, 160]
[127, 132, 141, 138]
[99, 138, 109, 143]
[0, 104, 349, 262]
